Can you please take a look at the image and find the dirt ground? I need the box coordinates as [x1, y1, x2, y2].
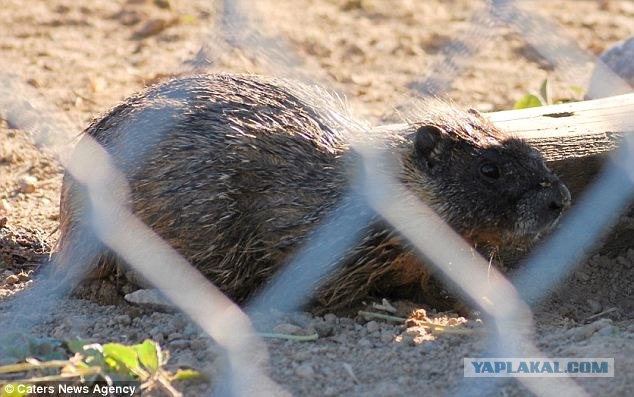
[0, 0, 633, 395]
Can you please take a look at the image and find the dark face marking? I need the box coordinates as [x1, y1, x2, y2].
[414, 131, 570, 246]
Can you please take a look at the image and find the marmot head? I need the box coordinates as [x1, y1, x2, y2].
[403, 107, 571, 247]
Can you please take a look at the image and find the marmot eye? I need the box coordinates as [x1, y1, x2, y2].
[480, 162, 500, 179]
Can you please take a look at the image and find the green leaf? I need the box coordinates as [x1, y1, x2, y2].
[66, 339, 88, 355]
[539, 78, 550, 104]
[79, 343, 106, 369]
[513, 94, 544, 109]
[103, 344, 138, 368]
[134, 340, 160, 374]
[570, 85, 585, 96]
[102, 344, 146, 379]
[172, 368, 204, 382]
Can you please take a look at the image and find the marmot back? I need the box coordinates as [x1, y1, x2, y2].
[54, 73, 571, 308]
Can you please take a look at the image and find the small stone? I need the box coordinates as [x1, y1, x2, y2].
[194, 348, 209, 361]
[190, 338, 208, 350]
[167, 332, 183, 341]
[338, 317, 354, 327]
[323, 313, 338, 324]
[115, 314, 132, 326]
[288, 312, 312, 328]
[183, 323, 199, 338]
[381, 332, 394, 344]
[597, 325, 616, 337]
[616, 256, 631, 268]
[54, 4, 70, 13]
[169, 339, 190, 349]
[592, 318, 613, 329]
[575, 271, 590, 282]
[365, 320, 380, 333]
[587, 299, 603, 314]
[357, 338, 371, 347]
[0, 199, 12, 212]
[52, 325, 70, 339]
[90, 77, 107, 93]
[574, 319, 613, 341]
[573, 326, 593, 341]
[174, 351, 197, 367]
[0, 217, 7, 228]
[400, 334, 416, 347]
[154, 0, 171, 9]
[169, 315, 187, 331]
[418, 342, 437, 353]
[124, 288, 175, 310]
[149, 327, 165, 343]
[17, 272, 29, 281]
[4, 274, 19, 285]
[272, 323, 304, 335]
[26, 78, 41, 88]
[311, 320, 334, 337]
[375, 381, 401, 397]
[117, 9, 142, 26]
[18, 175, 37, 194]
[133, 18, 177, 39]
[295, 363, 315, 379]
[294, 350, 311, 361]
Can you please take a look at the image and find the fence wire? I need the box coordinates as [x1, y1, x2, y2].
[0, 0, 632, 396]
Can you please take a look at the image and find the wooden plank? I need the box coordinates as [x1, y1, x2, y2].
[377, 92, 634, 198]
[377, 93, 634, 263]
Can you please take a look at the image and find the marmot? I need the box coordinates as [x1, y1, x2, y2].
[53, 73, 571, 309]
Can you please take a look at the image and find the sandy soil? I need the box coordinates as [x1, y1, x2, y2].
[0, 0, 633, 395]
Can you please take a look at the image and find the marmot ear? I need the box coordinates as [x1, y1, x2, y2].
[414, 125, 444, 168]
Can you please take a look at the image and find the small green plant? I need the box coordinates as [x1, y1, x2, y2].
[513, 79, 585, 109]
[0, 338, 203, 397]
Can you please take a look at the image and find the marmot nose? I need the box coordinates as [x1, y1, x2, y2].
[548, 182, 571, 212]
